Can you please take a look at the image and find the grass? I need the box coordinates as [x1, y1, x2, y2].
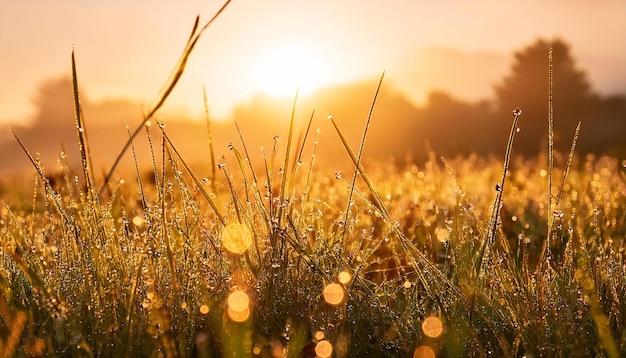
[2, 11, 626, 357]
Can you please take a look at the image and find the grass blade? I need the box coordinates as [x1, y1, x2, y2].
[158, 123, 225, 226]
[203, 86, 218, 193]
[99, 0, 232, 194]
[71, 51, 97, 206]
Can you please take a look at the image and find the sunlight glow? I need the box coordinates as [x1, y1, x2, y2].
[248, 44, 330, 98]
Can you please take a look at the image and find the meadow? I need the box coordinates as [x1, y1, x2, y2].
[2, 9, 626, 358]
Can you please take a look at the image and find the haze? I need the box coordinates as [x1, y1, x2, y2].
[2, 0, 626, 125]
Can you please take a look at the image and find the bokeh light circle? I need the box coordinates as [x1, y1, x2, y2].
[222, 223, 252, 254]
[323, 283, 345, 305]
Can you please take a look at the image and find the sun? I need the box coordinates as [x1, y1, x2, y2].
[248, 43, 330, 98]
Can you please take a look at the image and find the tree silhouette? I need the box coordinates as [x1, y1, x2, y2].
[494, 39, 594, 155]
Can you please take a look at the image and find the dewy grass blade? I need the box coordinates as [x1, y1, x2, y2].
[556, 121, 581, 205]
[158, 123, 225, 226]
[203, 85, 217, 193]
[343, 71, 386, 238]
[476, 108, 521, 279]
[277, 86, 299, 225]
[71, 51, 97, 206]
[537, 47, 556, 273]
[328, 115, 388, 218]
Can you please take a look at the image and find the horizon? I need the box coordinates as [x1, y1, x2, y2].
[2, 1, 626, 125]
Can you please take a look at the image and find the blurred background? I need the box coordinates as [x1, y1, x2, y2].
[1, 0, 625, 175]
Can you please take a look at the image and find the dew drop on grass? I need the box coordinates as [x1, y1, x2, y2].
[335, 172, 342, 179]
[228, 143, 233, 150]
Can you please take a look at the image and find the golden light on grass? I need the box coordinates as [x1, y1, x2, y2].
[422, 316, 443, 338]
[338, 270, 351, 284]
[436, 228, 449, 243]
[199, 304, 210, 315]
[227, 290, 250, 322]
[315, 340, 333, 358]
[413, 345, 435, 358]
[222, 223, 252, 254]
[323, 283, 345, 305]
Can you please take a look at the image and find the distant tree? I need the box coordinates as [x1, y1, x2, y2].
[494, 38, 594, 155]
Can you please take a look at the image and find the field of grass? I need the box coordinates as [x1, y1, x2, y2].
[2, 9, 626, 357]
[1, 102, 626, 357]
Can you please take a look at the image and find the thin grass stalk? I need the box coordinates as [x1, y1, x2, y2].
[342, 71, 385, 242]
[547, 46, 555, 252]
[155, 134, 179, 293]
[10, 131, 73, 230]
[71, 52, 97, 206]
[230, 146, 253, 209]
[297, 123, 320, 228]
[537, 48, 555, 273]
[277, 87, 299, 225]
[469, 108, 522, 321]
[328, 116, 388, 218]
[285, 106, 316, 220]
[478, 108, 521, 273]
[100, 0, 232, 194]
[127, 124, 148, 210]
[233, 119, 263, 201]
[220, 163, 245, 224]
[232, 121, 272, 247]
[203, 86, 217, 193]
[228, 145, 266, 266]
[556, 121, 581, 206]
[158, 123, 225, 226]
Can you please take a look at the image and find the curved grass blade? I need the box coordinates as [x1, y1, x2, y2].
[99, 0, 232, 194]
[71, 51, 97, 207]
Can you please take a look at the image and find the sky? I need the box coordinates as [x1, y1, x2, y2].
[1, 0, 626, 125]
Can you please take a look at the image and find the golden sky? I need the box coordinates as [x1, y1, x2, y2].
[1, 0, 626, 124]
